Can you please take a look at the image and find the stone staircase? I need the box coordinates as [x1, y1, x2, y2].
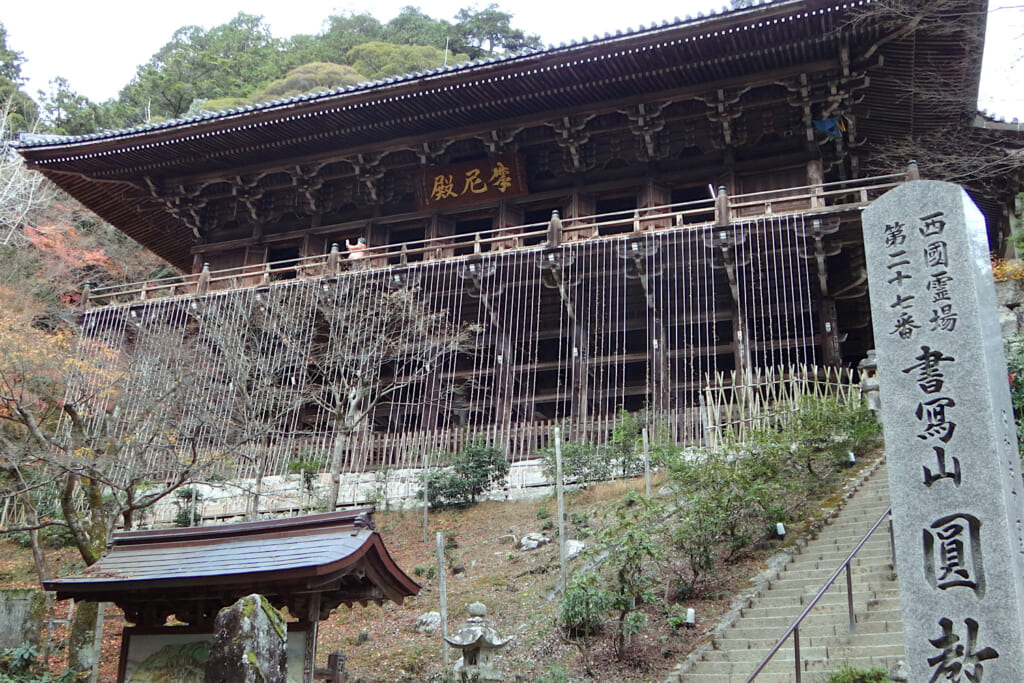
[668, 458, 904, 682]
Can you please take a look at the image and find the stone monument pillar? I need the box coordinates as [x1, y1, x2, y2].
[204, 594, 287, 683]
[863, 180, 1024, 681]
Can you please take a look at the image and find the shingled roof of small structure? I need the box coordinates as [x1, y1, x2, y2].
[43, 509, 419, 620]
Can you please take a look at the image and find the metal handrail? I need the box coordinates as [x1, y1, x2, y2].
[746, 506, 894, 682]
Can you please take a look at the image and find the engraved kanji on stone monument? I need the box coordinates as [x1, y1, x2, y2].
[863, 180, 1024, 682]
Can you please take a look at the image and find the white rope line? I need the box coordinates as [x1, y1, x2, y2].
[69, 221, 835, 498]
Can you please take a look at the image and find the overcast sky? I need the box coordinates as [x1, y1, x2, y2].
[3, 0, 1022, 119]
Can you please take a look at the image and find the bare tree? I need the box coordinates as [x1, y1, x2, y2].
[1, 96, 56, 246]
[840, 0, 1023, 239]
[864, 122, 1024, 186]
[300, 274, 477, 509]
[0, 298, 307, 574]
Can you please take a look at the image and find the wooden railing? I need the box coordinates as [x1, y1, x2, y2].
[701, 365, 860, 448]
[81, 173, 906, 308]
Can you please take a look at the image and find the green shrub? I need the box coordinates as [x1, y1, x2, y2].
[540, 438, 611, 485]
[0, 643, 76, 682]
[559, 572, 612, 638]
[665, 392, 881, 594]
[288, 453, 326, 494]
[419, 437, 509, 508]
[594, 494, 666, 660]
[173, 487, 203, 527]
[823, 663, 892, 683]
[412, 564, 436, 580]
[601, 410, 645, 477]
[570, 511, 591, 539]
[783, 394, 881, 475]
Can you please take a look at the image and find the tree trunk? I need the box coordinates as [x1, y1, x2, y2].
[17, 492, 52, 583]
[59, 474, 109, 566]
[27, 528, 51, 583]
[326, 398, 369, 511]
[68, 601, 100, 676]
[326, 432, 347, 512]
[247, 466, 264, 522]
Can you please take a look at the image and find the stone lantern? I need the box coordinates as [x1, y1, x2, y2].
[444, 602, 513, 681]
[858, 349, 880, 412]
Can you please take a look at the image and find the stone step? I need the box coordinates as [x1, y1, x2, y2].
[795, 545, 891, 561]
[812, 521, 891, 537]
[803, 526, 890, 541]
[784, 557, 893, 574]
[807, 531, 890, 547]
[683, 649, 903, 679]
[715, 629, 904, 651]
[831, 500, 892, 512]
[806, 522, 891, 538]
[776, 565, 893, 583]
[757, 576, 897, 593]
[721, 616, 904, 642]
[753, 589, 899, 611]
[785, 550, 891, 567]
[737, 596, 901, 621]
[765, 576, 894, 593]
[811, 519, 891, 536]
[808, 534, 889, 548]
[702, 608, 904, 637]
[750, 586, 897, 605]
[699, 642, 904, 665]
[676, 656, 904, 683]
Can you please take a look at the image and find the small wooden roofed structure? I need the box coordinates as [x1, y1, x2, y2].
[42, 509, 419, 629]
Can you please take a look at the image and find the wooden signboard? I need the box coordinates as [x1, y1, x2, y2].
[118, 626, 307, 682]
[416, 154, 528, 210]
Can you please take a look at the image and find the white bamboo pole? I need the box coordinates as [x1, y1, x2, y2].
[436, 531, 450, 668]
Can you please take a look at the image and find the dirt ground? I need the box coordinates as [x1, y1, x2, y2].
[1, 457, 879, 682]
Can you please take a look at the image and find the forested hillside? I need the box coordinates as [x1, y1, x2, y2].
[2, 6, 541, 136]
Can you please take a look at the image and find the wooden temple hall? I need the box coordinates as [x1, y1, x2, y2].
[15, 0, 1019, 490]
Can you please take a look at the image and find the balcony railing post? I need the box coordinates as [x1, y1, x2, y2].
[327, 243, 341, 275]
[195, 263, 211, 297]
[80, 281, 94, 312]
[715, 185, 730, 227]
[547, 210, 563, 247]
